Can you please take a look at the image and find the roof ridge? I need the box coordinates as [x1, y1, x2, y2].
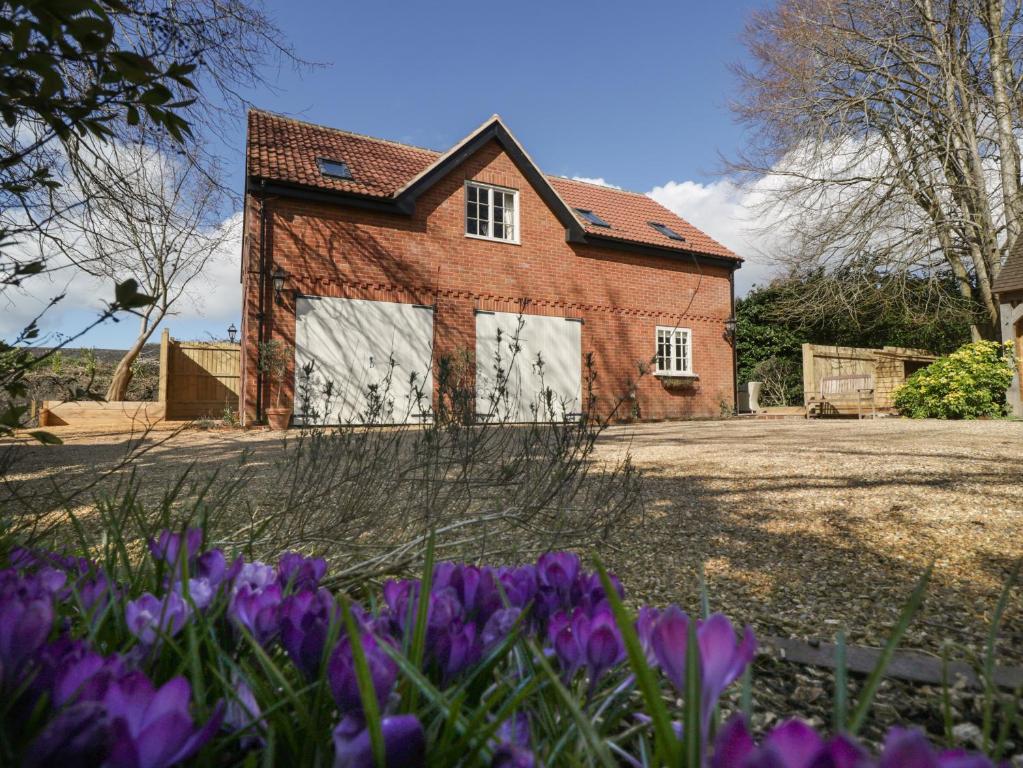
[250, 108, 443, 157]
[548, 174, 654, 201]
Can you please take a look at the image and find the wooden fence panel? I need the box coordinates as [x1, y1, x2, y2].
[162, 330, 241, 420]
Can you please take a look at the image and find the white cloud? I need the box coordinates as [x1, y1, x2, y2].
[0, 211, 242, 342]
[646, 178, 782, 293]
[570, 176, 622, 190]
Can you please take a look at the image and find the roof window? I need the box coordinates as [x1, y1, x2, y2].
[317, 158, 353, 180]
[575, 208, 611, 228]
[649, 221, 685, 241]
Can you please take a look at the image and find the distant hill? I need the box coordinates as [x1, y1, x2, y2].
[31, 344, 161, 365]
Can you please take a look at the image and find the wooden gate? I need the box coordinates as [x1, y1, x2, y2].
[160, 329, 241, 420]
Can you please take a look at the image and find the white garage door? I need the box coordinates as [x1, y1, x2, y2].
[294, 296, 434, 425]
[475, 311, 582, 422]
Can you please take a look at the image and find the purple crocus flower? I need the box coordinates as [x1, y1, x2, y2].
[229, 583, 283, 645]
[328, 633, 398, 714]
[125, 592, 189, 645]
[280, 587, 338, 678]
[491, 713, 536, 768]
[173, 578, 214, 611]
[77, 570, 112, 614]
[650, 608, 756, 737]
[711, 716, 866, 768]
[52, 646, 131, 707]
[333, 714, 425, 768]
[23, 701, 112, 768]
[635, 605, 661, 664]
[195, 549, 231, 588]
[148, 528, 203, 567]
[879, 727, 999, 768]
[0, 582, 53, 687]
[496, 566, 538, 610]
[224, 671, 265, 749]
[482, 607, 522, 653]
[537, 552, 580, 596]
[548, 610, 584, 679]
[233, 561, 277, 593]
[548, 607, 624, 692]
[584, 607, 625, 685]
[103, 673, 224, 768]
[278, 552, 328, 591]
[429, 619, 480, 683]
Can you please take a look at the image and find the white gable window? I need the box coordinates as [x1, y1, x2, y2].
[655, 326, 693, 375]
[465, 181, 519, 243]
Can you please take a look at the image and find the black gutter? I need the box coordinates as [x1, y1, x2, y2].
[247, 177, 409, 215]
[583, 232, 744, 272]
[730, 270, 738, 416]
[255, 183, 268, 423]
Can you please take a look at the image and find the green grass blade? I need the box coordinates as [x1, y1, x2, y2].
[941, 645, 954, 747]
[833, 630, 847, 732]
[982, 557, 1020, 750]
[740, 664, 752, 719]
[338, 593, 386, 768]
[528, 639, 617, 768]
[593, 558, 680, 767]
[682, 618, 701, 768]
[405, 531, 433, 674]
[847, 563, 932, 734]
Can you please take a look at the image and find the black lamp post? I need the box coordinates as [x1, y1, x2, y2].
[227, 323, 237, 343]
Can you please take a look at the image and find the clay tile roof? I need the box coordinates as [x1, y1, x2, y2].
[247, 109, 739, 262]
[247, 110, 439, 198]
[546, 176, 736, 260]
[994, 237, 1023, 295]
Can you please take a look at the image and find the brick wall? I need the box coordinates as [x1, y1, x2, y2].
[241, 139, 737, 423]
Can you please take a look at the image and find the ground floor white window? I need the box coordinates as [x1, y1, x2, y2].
[655, 326, 692, 375]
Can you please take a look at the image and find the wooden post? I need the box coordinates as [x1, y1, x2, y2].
[801, 343, 815, 402]
[158, 328, 170, 406]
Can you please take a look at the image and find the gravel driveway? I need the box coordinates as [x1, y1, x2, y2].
[593, 418, 1023, 665]
[4, 417, 1022, 664]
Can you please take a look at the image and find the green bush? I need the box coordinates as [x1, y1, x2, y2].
[893, 340, 1015, 419]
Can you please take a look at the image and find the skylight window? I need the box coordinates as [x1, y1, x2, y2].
[575, 208, 611, 228]
[649, 222, 685, 241]
[317, 158, 353, 180]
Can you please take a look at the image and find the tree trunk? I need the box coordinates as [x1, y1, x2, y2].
[105, 314, 162, 400]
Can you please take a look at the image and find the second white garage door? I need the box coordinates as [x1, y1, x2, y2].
[294, 296, 434, 425]
[475, 311, 582, 422]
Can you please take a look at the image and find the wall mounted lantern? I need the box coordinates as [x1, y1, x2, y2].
[227, 323, 237, 343]
[271, 266, 288, 304]
[724, 316, 737, 341]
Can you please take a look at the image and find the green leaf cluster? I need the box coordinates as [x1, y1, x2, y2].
[893, 341, 1015, 419]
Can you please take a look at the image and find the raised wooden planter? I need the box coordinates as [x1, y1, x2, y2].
[39, 401, 166, 430]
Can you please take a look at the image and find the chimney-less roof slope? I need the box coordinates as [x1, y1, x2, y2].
[247, 109, 738, 262]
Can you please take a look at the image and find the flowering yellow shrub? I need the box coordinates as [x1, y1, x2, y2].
[893, 341, 1014, 419]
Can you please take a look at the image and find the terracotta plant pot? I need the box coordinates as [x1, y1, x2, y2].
[265, 407, 292, 430]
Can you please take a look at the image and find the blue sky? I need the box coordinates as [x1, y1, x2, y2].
[16, 0, 772, 349]
[223, 0, 765, 193]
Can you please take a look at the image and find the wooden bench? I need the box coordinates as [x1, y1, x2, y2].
[806, 374, 876, 419]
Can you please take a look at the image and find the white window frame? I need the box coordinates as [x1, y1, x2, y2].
[464, 181, 520, 244]
[654, 326, 695, 376]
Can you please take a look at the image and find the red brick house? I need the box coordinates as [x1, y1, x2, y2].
[240, 109, 742, 425]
